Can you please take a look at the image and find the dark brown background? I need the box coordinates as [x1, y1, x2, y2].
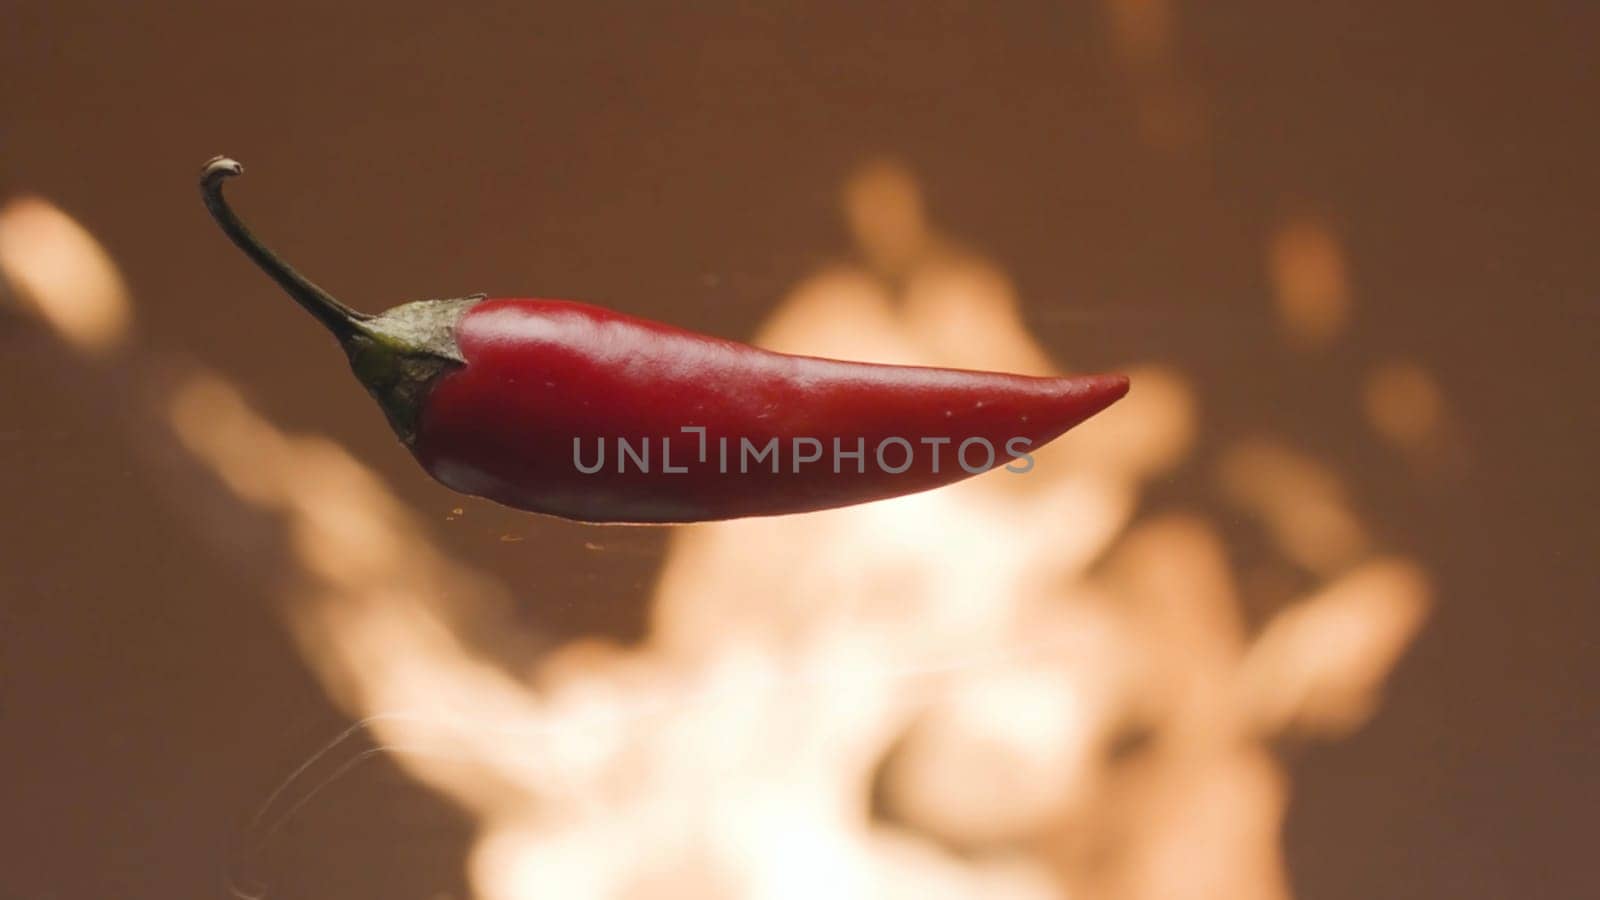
[2, 2, 1595, 898]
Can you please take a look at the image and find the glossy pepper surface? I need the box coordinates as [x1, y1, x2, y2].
[201, 157, 1128, 523]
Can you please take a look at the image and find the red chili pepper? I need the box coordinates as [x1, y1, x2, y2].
[200, 157, 1128, 523]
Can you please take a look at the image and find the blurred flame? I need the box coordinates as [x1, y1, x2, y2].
[1364, 360, 1445, 450]
[1105, 0, 1174, 70]
[879, 656, 1115, 846]
[0, 196, 132, 354]
[1267, 218, 1351, 346]
[1218, 438, 1370, 576]
[1239, 560, 1430, 736]
[844, 159, 929, 278]
[1102, 0, 1204, 152]
[114, 160, 1426, 899]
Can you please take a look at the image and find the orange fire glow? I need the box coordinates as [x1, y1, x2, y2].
[0, 196, 132, 354]
[9, 161, 1433, 899]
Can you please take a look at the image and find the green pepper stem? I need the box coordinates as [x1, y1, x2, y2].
[199, 156, 372, 343]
